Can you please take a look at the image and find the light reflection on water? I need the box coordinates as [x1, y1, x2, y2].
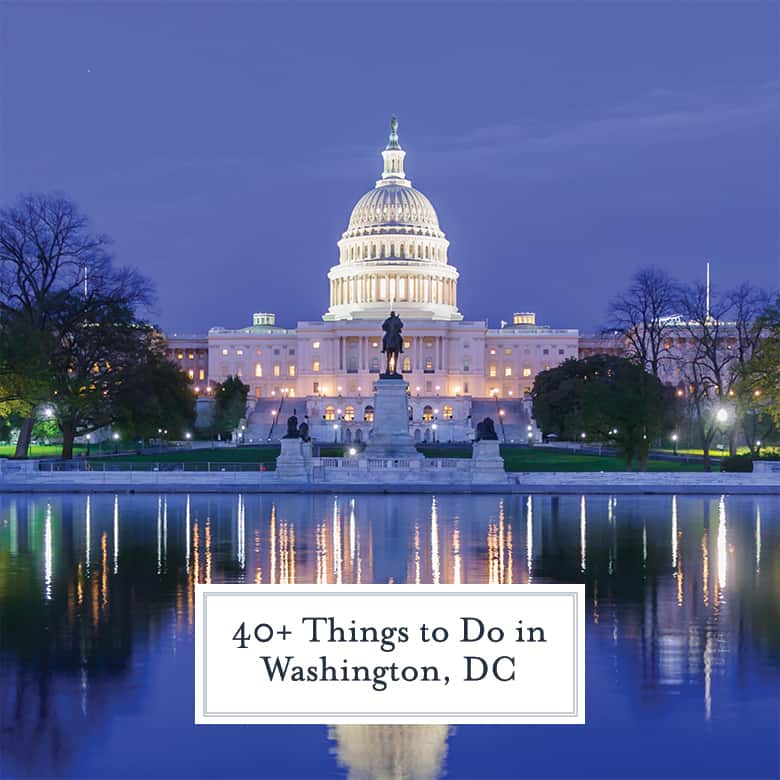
[0, 493, 778, 779]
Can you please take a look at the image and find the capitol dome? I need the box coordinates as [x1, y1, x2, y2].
[324, 118, 462, 322]
[345, 185, 444, 239]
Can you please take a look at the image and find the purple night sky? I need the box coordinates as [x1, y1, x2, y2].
[1, 2, 777, 335]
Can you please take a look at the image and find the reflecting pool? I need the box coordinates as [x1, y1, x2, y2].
[0, 493, 778, 779]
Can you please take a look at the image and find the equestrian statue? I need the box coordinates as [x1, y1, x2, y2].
[381, 310, 404, 376]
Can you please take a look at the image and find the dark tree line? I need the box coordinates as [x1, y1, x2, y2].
[532, 355, 678, 471]
[0, 194, 195, 458]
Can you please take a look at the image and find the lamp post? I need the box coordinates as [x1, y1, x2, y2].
[333, 423, 339, 443]
[432, 423, 437, 443]
[671, 433, 678, 456]
[85, 433, 91, 458]
[112, 431, 120, 454]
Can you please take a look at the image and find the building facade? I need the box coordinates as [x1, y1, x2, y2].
[165, 120, 580, 442]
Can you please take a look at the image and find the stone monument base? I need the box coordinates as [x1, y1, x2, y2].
[471, 439, 506, 481]
[362, 376, 423, 461]
[275, 437, 308, 479]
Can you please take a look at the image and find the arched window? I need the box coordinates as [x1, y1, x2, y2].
[344, 405, 355, 421]
[408, 405, 413, 421]
[443, 404, 453, 420]
[400, 244, 405, 258]
[325, 405, 336, 421]
[255, 363, 262, 377]
[422, 405, 434, 421]
[402, 356, 411, 372]
[364, 405, 374, 422]
[355, 429, 363, 443]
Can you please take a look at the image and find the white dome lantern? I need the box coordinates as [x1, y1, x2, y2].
[324, 118, 462, 322]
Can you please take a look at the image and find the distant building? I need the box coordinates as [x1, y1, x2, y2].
[164, 120, 579, 442]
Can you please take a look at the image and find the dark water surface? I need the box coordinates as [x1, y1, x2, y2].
[0, 493, 778, 779]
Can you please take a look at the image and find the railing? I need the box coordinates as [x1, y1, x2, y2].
[38, 461, 274, 473]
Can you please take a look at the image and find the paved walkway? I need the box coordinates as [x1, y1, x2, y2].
[0, 470, 777, 495]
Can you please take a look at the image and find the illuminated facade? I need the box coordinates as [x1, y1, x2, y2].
[165, 120, 579, 442]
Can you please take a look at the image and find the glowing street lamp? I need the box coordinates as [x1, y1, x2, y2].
[716, 408, 728, 425]
[85, 433, 92, 457]
[580, 432, 586, 441]
[671, 432, 678, 456]
[333, 423, 339, 443]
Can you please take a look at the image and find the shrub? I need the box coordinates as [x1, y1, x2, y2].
[720, 454, 753, 473]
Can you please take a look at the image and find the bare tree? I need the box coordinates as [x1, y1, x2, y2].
[607, 267, 680, 379]
[674, 281, 769, 465]
[0, 194, 151, 457]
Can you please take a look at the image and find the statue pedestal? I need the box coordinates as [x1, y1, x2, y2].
[363, 377, 423, 461]
[276, 437, 308, 480]
[471, 439, 506, 480]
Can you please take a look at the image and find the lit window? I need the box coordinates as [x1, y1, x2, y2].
[312, 360, 320, 372]
[364, 405, 374, 422]
[312, 341, 320, 349]
[402, 357, 411, 372]
[198, 368, 205, 381]
[504, 366, 512, 377]
[288, 364, 296, 377]
[443, 404, 453, 420]
[187, 369, 194, 380]
[188, 352, 194, 360]
[504, 348, 512, 355]
[404, 340, 411, 349]
[273, 364, 281, 377]
[424, 357, 433, 372]
[344, 405, 355, 421]
[325, 405, 336, 421]
[523, 367, 532, 377]
[489, 364, 497, 377]
[489, 348, 496, 355]
[255, 363, 262, 377]
[237, 349, 244, 356]
[176, 352, 184, 360]
[422, 405, 434, 421]
[221, 348, 228, 356]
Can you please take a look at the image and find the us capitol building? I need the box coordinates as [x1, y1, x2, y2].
[166, 119, 579, 443]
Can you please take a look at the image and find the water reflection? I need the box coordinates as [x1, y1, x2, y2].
[0, 493, 778, 779]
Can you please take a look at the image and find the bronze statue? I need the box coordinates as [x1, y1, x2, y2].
[381, 310, 404, 376]
[475, 417, 498, 441]
[298, 422, 310, 442]
[283, 414, 299, 439]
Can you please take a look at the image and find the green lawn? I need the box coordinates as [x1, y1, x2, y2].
[418, 445, 705, 472]
[3, 442, 705, 472]
[0, 444, 87, 458]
